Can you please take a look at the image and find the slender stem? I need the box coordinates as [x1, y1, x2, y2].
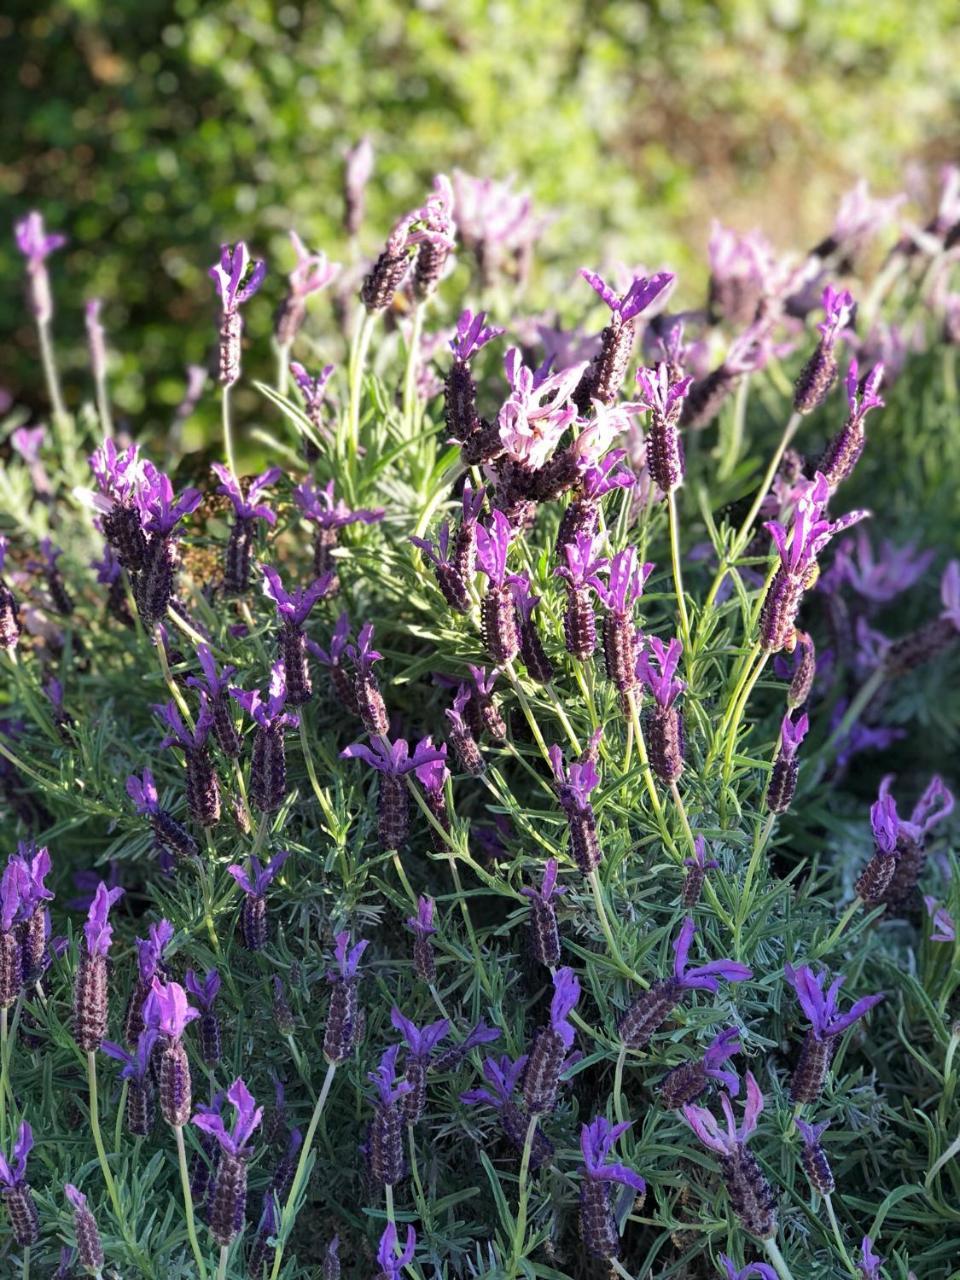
[735, 811, 778, 955]
[824, 1195, 858, 1277]
[222, 384, 237, 481]
[407, 1123, 427, 1218]
[275, 341, 291, 397]
[588, 870, 644, 985]
[385, 1181, 396, 1230]
[667, 489, 691, 658]
[669, 781, 734, 931]
[114, 1079, 129, 1153]
[217, 1244, 229, 1280]
[720, 651, 769, 789]
[298, 718, 338, 831]
[94, 363, 114, 438]
[22, 1246, 30, 1280]
[269, 1061, 337, 1280]
[87, 1052, 127, 1233]
[402, 305, 424, 434]
[544, 684, 582, 755]
[175, 1123, 209, 1280]
[610, 1260, 637, 1280]
[822, 666, 885, 761]
[710, 641, 763, 765]
[815, 898, 863, 959]
[613, 1044, 627, 1125]
[37, 317, 68, 426]
[154, 626, 194, 725]
[391, 851, 419, 909]
[348, 312, 376, 459]
[764, 1238, 797, 1280]
[511, 1114, 539, 1267]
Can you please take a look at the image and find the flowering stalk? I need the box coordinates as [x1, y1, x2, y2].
[794, 286, 855, 414]
[578, 1116, 646, 1259]
[211, 464, 281, 595]
[341, 736, 445, 850]
[476, 510, 519, 663]
[274, 230, 339, 388]
[230, 664, 299, 813]
[406, 895, 438, 982]
[192, 1077, 263, 1253]
[209, 241, 266, 478]
[346, 621, 388, 734]
[784, 963, 883, 1104]
[226, 851, 290, 952]
[262, 566, 336, 705]
[155, 698, 221, 828]
[555, 532, 607, 662]
[65, 1183, 105, 1276]
[521, 966, 579, 1116]
[15, 211, 68, 423]
[292, 479, 384, 588]
[574, 269, 673, 409]
[445, 311, 504, 457]
[127, 768, 198, 861]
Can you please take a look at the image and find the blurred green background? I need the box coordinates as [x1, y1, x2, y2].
[2, 0, 959, 426]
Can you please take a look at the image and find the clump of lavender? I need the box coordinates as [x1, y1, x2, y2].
[391, 1006, 449, 1123]
[192, 1077, 262, 1248]
[445, 683, 485, 776]
[574, 269, 674, 410]
[521, 858, 566, 968]
[102, 1030, 158, 1137]
[375, 1222, 416, 1280]
[637, 636, 686, 784]
[595, 548, 654, 703]
[0, 537, 21, 652]
[0, 1123, 40, 1247]
[508, 573, 555, 683]
[794, 286, 855, 414]
[784, 963, 884, 1104]
[765, 712, 809, 814]
[413, 738, 450, 849]
[795, 1117, 835, 1196]
[819, 359, 885, 492]
[145, 978, 198, 1128]
[211, 464, 281, 595]
[226, 851, 290, 952]
[262, 566, 335, 705]
[406, 896, 438, 982]
[555, 532, 607, 662]
[659, 1027, 741, 1109]
[549, 743, 601, 874]
[65, 1184, 104, 1275]
[155, 698, 221, 827]
[618, 919, 751, 1050]
[367, 1044, 413, 1187]
[74, 881, 125, 1053]
[324, 931, 367, 1064]
[209, 241, 266, 387]
[186, 645, 240, 758]
[461, 1053, 554, 1168]
[635, 361, 694, 494]
[683, 1072, 777, 1238]
[346, 621, 388, 735]
[681, 836, 720, 910]
[522, 966, 580, 1116]
[341, 735, 445, 850]
[476, 510, 520, 663]
[127, 768, 198, 861]
[274, 230, 339, 347]
[578, 1116, 646, 1259]
[124, 917, 174, 1044]
[292, 479, 385, 587]
[445, 312, 504, 458]
[185, 968, 222, 1068]
[230, 664, 299, 812]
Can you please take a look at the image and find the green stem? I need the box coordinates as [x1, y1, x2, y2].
[217, 1244, 229, 1280]
[37, 316, 68, 427]
[613, 1044, 627, 1125]
[824, 1195, 858, 1276]
[735, 811, 777, 955]
[822, 666, 885, 762]
[610, 1259, 637, 1280]
[667, 489, 692, 659]
[588, 870, 645, 985]
[22, 1246, 30, 1280]
[269, 1061, 337, 1280]
[720, 651, 769, 790]
[175, 1123, 209, 1280]
[402, 305, 424, 434]
[114, 1079, 129, 1153]
[347, 312, 376, 460]
[385, 1180, 395, 1230]
[154, 626, 194, 725]
[276, 341, 291, 397]
[391, 851, 419, 909]
[764, 1238, 797, 1280]
[298, 717, 339, 831]
[407, 1123, 427, 1221]
[87, 1052, 127, 1234]
[510, 1114, 539, 1270]
[815, 898, 863, 958]
[94, 363, 114, 438]
[222, 384, 237, 481]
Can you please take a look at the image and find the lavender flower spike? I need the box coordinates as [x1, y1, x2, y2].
[637, 635, 686, 783]
[274, 230, 340, 346]
[659, 1027, 741, 1109]
[145, 978, 198, 1127]
[450, 309, 505, 362]
[522, 966, 580, 1116]
[795, 1116, 835, 1196]
[102, 1030, 158, 1136]
[575, 269, 674, 410]
[794, 285, 856, 414]
[193, 1077, 263, 1247]
[230, 663, 299, 812]
[185, 968, 223, 1068]
[579, 1116, 646, 1258]
[367, 1044, 414, 1186]
[209, 241, 266, 386]
[508, 573, 554, 683]
[681, 835, 720, 909]
[186, 645, 240, 757]
[292, 478, 385, 584]
[391, 1006, 450, 1123]
[406, 895, 438, 982]
[766, 711, 809, 814]
[341, 736, 445, 850]
[227, 851, 291, 951]
[859, 1237, 884, 1280]
[324, 931, 368, 1064]
[549, 742, 602, 874]
[720, 1256, 777, 1280]
[211, 463, 282, 594]
[376, 1222, 416, 1280]
[477, 510, 520, 664]
[126, 767, 198, 861]
[596, 548, 654, 699]
[65, 1183, 104, 1275]
[346, 621, 388, 735]
[555, 532, 607, 662]
[154, 697, 221, 828]
[343, 136, 374, 236]
[15, 210, 67, 323]
[784, 963, 884, 1104]
[262, 565, 336, 705]
[74, 881, 125, 1052]
[819, 359, 885, 492]
[636, 361, 694, 493]
[413, 735, 451, 850]
[0, 1122, 39, 1246]
[0, 536, 21, 652]
[521, 858, 567, 968]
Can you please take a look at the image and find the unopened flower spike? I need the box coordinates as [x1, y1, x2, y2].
[406, 895, 438, 982]
[0, 1121, 39, 1247]
[193, 1077, 263, 1247]
[681, 835, 720, 909]
[211, 462, 282, 594]
[65, 1183, 104, 1275]
[391, 1006, 450, 1122]
[346, 620, 388, 735]
[575, 269, 674, 410]
[413, 735, 451, 849]
[367, 1043, 414, 1186]
[476, 509, 520, 664]
[520, 858, 567, 968]
[126, 767, 198, 861]
[229, 664, 299, 813]
[210, 240, 266, 387]
[522, 965, 580, 1116]
[144, 978, 198, 1128]
[795, 1116, 835, 1196]
[579, 1115, 646, 1259]
[226, 851, 291, 951]
[784, 962, 884, 1103]
[262, 564, 336, 706]
[324, 930, 367, 1064]
[73, 881, 125, 1054]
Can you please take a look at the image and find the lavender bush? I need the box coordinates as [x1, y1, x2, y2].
[0, 162, 958, 1280]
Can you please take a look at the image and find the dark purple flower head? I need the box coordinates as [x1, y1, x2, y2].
[548, 744, 600, 811]
[684, 836, 720, 873]
[376, 1223, 416, 1280]
[859, 1237, 884, 1280]
[390, 1007, 449, 1060]
[450, 309, 505, 361]
[476, 510, 514, 587]
[555, 532, 608, 592]
[594, 547, 654, 616]
[0, 1122, 33, 1188]
[766, 473, 868, 580]
[635, 363, 694, 417]
[126, 768, 160, 816]
[870, 794, 899, 855]
[209, 242, 266, 314]
[701, 1028, 742, 1094]
[460, 1053, 527, 1110]
[368, 1044, 414, 1106]
[102, 1029, 158, 1082]
[15, 211, 67, 264]
[521, 858, 566, 907]
[330, 930, 368, 980]
[229, 663, 298, 730]
[876, 774, 954, 844]
[184, 968, 221, 1010]
[144, 978, 198, 1040]
[136, 919, 174, 982]
[227, 851, 290, 898]
[346, 621, 381, 677]
[637, 635, 685, 709]
[548, 966, 580, 1049]
[211, 464, 282, 524]
[290, 361, 335, 415]
[292, 478, 385, 530]
[83, 882, 125, 957]
[720, 1255, 777, 1280]
[412, 736, 449, 793]
[580, 269, 674, 322]
[341, 735, 444, 777]
[406, 896, 436, 940]
[779, 712, 810, 762]
[845, 359, 885, 423]
[262, 565, 335, 627]
[580, 1117, 646, 1191]
[817, 285, 856, 347]
[784, 964, 884, 1040]
[683, 1071, 764, 1155]
[673, 919, 752, 992]
[285, 230, 339, 300]
[410, 522, 456, 571]
[192, 1076, 262, 1157]
[154, 698, 214, 753]
[137, 470, 203, 538]
[186, 644, 236, 700]
[581, 450, 635, 501]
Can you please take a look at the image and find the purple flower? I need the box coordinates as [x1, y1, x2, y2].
[11, 426, 46, 466]
[330, 931, 368, 980]
[211, 463, 282, 523]
[290, 361, 335, 417]
[262, 565, 335, 627]
[593, 547, 654, 616]
[766, 474, 868, 582]
[859, 1236, 884, 1280]
[475, 510, 514, 587]
[845, 359, 885, 422]
[0, 1123, 33, 1187]
[126, 768, 160, 816]
[683, 1071, 764, 1155]
[693, 1028, 743, 1095]
[548, 744, 600, 813]
[876, 774, 954, 844]
[154, 698, 214, 754]
[368, 1044, 413, 1106]
[835, 529, 933, 603]
[0, 862, 20, 934]
[784, 964, 883, 1040]
[192, 1076, 263, 1156]
[548, 966, 580, 1049]
[341, 735, 444, 777]
[460, 1054, 527, 1110]
[580, 1117, 646, 1192]
[390, 1007, 449, 1061]
[412, 736, 449, 794]
[345, 621, 381, 678]
[209, 242, 266, 314]
[82, 882, 125, 957]
[292, 478, 385, 530]
[227, 851, 290, 898]
[672, 919, 752, 992]
[11, 843, 54, 918]
[15, 211, 67, 264]
[406, 896, 436, 939]
[580, 269, 674, 322]
[144, 978, 198, 1040]
[137, 471, 203, 538]
[923, 897, 956, 944]
[636, 635, 685, 708]
[581, 450, 636, 501]
[229, 664, 299, 730]
[817, 285, 856, 347]
[102, 1029, 158, 1082]
[376, 1222, 416, 1280]
[831, 181, 904, 257]
[870, 794, 899, 855]
[186, 644, 236, 700]
[284, 230, 339, 299]
[497, 351, 585, 468]
[685, 836, 720, 874]
[521, 859, 566, 908]
[343, 136, 374, 235]
[450, 309, 505, 361]
[779, 712, 809, 761]
[635, 363, 694, 418]
[555, 532, 608, 592]
[719, 1256, 777, 1280]
[185, 968, 221, 1010]
[136, 919, 174, 982]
